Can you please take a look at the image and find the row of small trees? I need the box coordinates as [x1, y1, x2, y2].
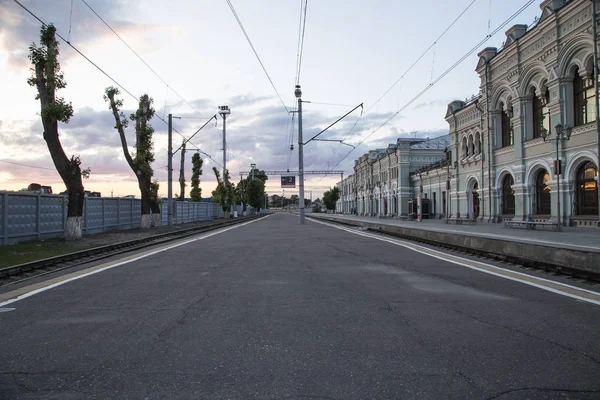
[323, 187, 340, 212]
[210, 167, 268, 214]
[28, 25, 204, 239]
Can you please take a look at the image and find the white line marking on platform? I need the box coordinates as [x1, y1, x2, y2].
[309, 217, 600, 306]
[320, 216, 600, 252]
[0, 216, 270, 308]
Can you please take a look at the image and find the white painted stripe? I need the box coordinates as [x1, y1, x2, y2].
[309, 217, 600, 306]
[0, 216, 270, 308]
[324, 216, 600, 252]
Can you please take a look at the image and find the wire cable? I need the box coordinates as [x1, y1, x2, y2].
[79, 0, 222, 138]
[67, 0, 73, 42]
[296, 0, 308, 85]
[327, 0, 536, 173]
[319, 0, 478, 174]
[0, 159, 56, 171]
[13, 0, 220, 172]
[294, 0, 304, 86]
[13, 0, 138, 101]
[225, 0, 289, 114]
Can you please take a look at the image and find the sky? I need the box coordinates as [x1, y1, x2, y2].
[0, 0, 544, 199]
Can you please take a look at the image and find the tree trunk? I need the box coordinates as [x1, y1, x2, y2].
[138, 177, 152, 228]
[150, 198, 162, 227]
[34, 49, 84, 241]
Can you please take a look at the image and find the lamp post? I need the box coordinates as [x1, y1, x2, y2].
[218, 105, 231, 217]
[541, 123, 572, 231]
[295, 85, 306, 224]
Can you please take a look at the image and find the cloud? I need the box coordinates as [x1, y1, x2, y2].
[411, 98, 454, 110]
[0, 0, 173, 72]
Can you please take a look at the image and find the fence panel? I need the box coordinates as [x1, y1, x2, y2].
[1, 193, 225, 245]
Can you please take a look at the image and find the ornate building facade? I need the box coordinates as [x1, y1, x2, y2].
[338, 0, 599, 227]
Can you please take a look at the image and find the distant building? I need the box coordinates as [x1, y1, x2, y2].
[338, 0, 599, 227]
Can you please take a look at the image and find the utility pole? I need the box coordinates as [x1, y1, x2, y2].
[179, 140, 186, 201]
[295, 85, 305, 224]
[218, 105, 231, 216]
[168, 113, 173, 225]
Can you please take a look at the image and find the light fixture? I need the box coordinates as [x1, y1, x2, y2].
[540, 125, 548, 141]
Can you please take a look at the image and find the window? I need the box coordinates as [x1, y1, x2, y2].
[576, 161, 598, 215]
[475, 132, 481, 155]
[442, 191, 446, 215]
[532, 87, 549, 139]
[574, 66, 596, 126]
[501, 105, 513, 147]
[433, 192, 437, 214]
[468, 135, 474, 156]
[502, 175, 515, 215]
[535, 170, 551, 215]
[461, 137, 468, 158]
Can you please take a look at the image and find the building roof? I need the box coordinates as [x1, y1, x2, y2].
[409, 134, 450, 150]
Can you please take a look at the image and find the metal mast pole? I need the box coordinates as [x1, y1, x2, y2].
[218, 106, 231, 217]
[296, 85, 305, 224]
[222, 115, 227, 185]
[168, 114, 173, 225]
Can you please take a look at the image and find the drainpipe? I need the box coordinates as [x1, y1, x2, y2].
[453, 112, 460, 217]
[593, 0, 600, 222]
[476, 99, 485, 221]
[485, 60, 493, 222]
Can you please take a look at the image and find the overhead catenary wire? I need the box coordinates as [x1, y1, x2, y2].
[327, 0, 537, 174]
[67, 0, 73, 42]
[319, 0, 479, 174]
[225, 0, 289, 114]
[79, 0, 221, 138]
[12, 0, 218, 172]
[296, 0, 308, 85]
[294, 0, 304, 86]
[13, 0, 138, 101]
[0, 159, 56, 171]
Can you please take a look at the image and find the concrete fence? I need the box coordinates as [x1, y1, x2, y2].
[0, 192, 224, 245]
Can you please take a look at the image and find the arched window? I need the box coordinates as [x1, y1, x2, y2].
[573, 65, 596, 127]
[475, 132, 481, 155]
[501, 104, 513, 147]
[535, 170, 551, 215]
[467, 135, 474, 156]
[530, 86, 550, 139]
[576, 161, 599, 215]
[461, 137, 467, 159]
[502, 175, 515, 215]
[532, 87, 542, 138]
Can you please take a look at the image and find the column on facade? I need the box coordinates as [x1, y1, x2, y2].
[549, 78, 571, 223]
[397, 147, 412, 216]
[510, 96, 531, 220]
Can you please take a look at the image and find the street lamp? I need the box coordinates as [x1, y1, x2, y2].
[540, 123, 572, 231]
[295, 85, 306, 224]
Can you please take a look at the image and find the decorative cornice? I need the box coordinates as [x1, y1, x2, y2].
[523, 137, 545, 148]
[571, 122, 596, 136]
[494, 145, 514, 156]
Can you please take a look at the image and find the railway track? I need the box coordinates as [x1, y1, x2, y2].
[0, 214, 266, 288]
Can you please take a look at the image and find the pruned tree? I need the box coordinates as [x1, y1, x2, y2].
[104, 87, 161, 228]
[190, 152, 203, 202]
[27, 24, 89, 240]
[211, 167, 234, 214]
